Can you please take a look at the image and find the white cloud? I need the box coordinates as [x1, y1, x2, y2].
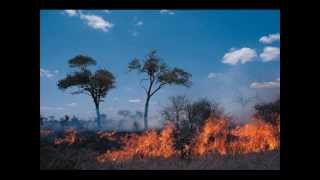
[260, 46, 280, 62]
[259, 33, 280, 44]
[40, 106, 64, 111]
[135, 21, 143, 26]
[207, 72, 221, 79]
[80, 14, 114, 32]
[129, 99, 141, 103]
[54, 70, 59, 74]
[250, 78, 280, 89]
[64, 10, 77, 17]
[222, 48, 257, 65]
[40, 68, 54, 78]
[104, 10, 110, 13]
[67, 102, 77, 107]
[160, 9, 175, 15]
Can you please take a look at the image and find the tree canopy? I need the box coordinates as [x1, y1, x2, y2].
[68, 55, 97, 70]
[128, 50, 192, 97]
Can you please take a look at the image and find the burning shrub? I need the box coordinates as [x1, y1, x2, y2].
[162, 97, 225, 158]
[190, 116, 229, 156]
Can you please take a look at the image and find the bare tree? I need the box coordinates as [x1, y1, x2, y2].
[162, 95, 189, 129]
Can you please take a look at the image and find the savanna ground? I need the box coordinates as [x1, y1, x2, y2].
[40, 130, 280, 170]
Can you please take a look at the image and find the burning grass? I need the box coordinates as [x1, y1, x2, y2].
[96, 114, 280, 162]
[96, 122, 176, 162]
[229, 115, 280, 154]
[40, 114, 280, 170]
[54, 128, 77, 145]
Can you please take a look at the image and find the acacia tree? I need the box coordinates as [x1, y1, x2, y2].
[128, 50, 192, 130]
[57, 55, 116, 129]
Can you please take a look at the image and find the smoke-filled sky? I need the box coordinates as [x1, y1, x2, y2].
[40, 10, 280, 122]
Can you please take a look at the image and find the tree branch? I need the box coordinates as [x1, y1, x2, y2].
[147, 73, 155, 96]
[150, 82, 167, 97]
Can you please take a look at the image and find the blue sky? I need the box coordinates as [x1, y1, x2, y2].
[40, 10, 280, 122]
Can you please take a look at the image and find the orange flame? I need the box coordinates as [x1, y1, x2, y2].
[96, 114, 280, 163]
[191, 117, 229, 156]
[229, 115, 280, 154]
[54, 128, 77, 145]
[98, 131, 117, 141]
[97, 122, 176, 163]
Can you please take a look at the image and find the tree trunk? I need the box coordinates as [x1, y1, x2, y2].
[144, 96, 150, 130]
[95, 103, 101, 129]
